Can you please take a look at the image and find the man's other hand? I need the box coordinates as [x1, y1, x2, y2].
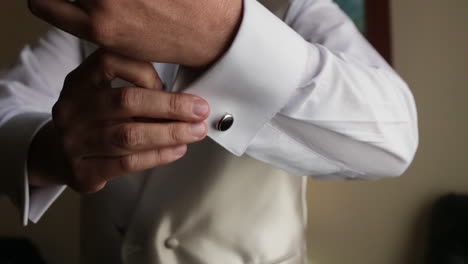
[28, 50, 210, 193]
[28, 0, 243, 67]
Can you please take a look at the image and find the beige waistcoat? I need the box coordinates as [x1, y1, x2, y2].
[80, 1, 309, 263]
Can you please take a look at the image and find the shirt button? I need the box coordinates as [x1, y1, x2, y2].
[164, 237, 180, 249]
[216, 114, 234, 131]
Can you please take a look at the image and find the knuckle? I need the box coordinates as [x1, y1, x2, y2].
[153, 149, 167, 165]
[168, 123, 182, 143]
[61, 134, 75, 153]
[88, 14, 115, 46]
[154, 79, 164, 90]
[52, 102, 69, 128]
[98, 51, 113, 68]
[97, 52, 115, 79]
[117, 88, 140, 112]
[155, 147, 184, 166]
[168, 94, 184, 116]
[142, 64, 158, 87]
[119, 155, 139, 172]
[68, 163, 104, 194]
[115, 124, 141, 148]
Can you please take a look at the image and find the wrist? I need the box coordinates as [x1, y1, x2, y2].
[190, 0, 243, 67]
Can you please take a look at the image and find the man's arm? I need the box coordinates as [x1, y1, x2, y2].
[28, 0, 243, 67]
[0, 28, 82, 225]
[177, 0, 418, 179]
[28, 0, 418, 179]
[1, 30, 211, 225]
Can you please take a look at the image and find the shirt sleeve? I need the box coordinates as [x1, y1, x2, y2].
[173, 0, 419, 179]
[0, 28, 81, 225]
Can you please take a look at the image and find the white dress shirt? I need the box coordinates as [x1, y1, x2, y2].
[0, 0, 418, 226]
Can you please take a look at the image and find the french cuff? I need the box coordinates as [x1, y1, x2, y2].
[173, 0, 310, 156]
[24, 116, 66, 225]
[23, 114, 66, 225]
[0, 112, 51, 225]
[28, 185, 66, 224]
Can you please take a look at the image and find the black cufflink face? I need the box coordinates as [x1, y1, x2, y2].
[216, 114, 234, 131]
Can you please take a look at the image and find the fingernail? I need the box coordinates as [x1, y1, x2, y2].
[192, 99, 209, 118]
[191, 123, 206, 138]
[173, 145, 187, 158]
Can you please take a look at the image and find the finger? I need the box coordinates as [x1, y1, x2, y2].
[88, 50, 162, 90]
[91, 88, 210, 122]
[67, 145, 187, 193]
[94, 145, 188, 180]
[29, 0, 89, 39]
[85, 122, 207, 155]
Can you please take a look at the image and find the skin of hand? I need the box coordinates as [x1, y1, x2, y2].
[28, 49, 211, 193]
[28, 0, 243, 67]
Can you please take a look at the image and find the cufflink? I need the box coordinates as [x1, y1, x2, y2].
[216, 113, 234, 131]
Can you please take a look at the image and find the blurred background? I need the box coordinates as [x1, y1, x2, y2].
[1, 0, 467, 263]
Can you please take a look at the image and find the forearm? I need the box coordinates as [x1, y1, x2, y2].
[174, 0, 418, 179]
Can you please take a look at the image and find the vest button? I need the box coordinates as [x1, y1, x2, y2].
[216, 114, 234, 131]
[164, 237, 180, 249]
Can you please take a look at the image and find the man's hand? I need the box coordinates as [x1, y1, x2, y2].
[28, 0, 243, 67]
[28, 50, 210, 193]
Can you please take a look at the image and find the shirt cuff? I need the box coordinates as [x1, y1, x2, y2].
[21, 114, 66, 225]
[173, 0, 310, 156]
[28, 185, 66, 224]
[0, 112, 52, 225]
